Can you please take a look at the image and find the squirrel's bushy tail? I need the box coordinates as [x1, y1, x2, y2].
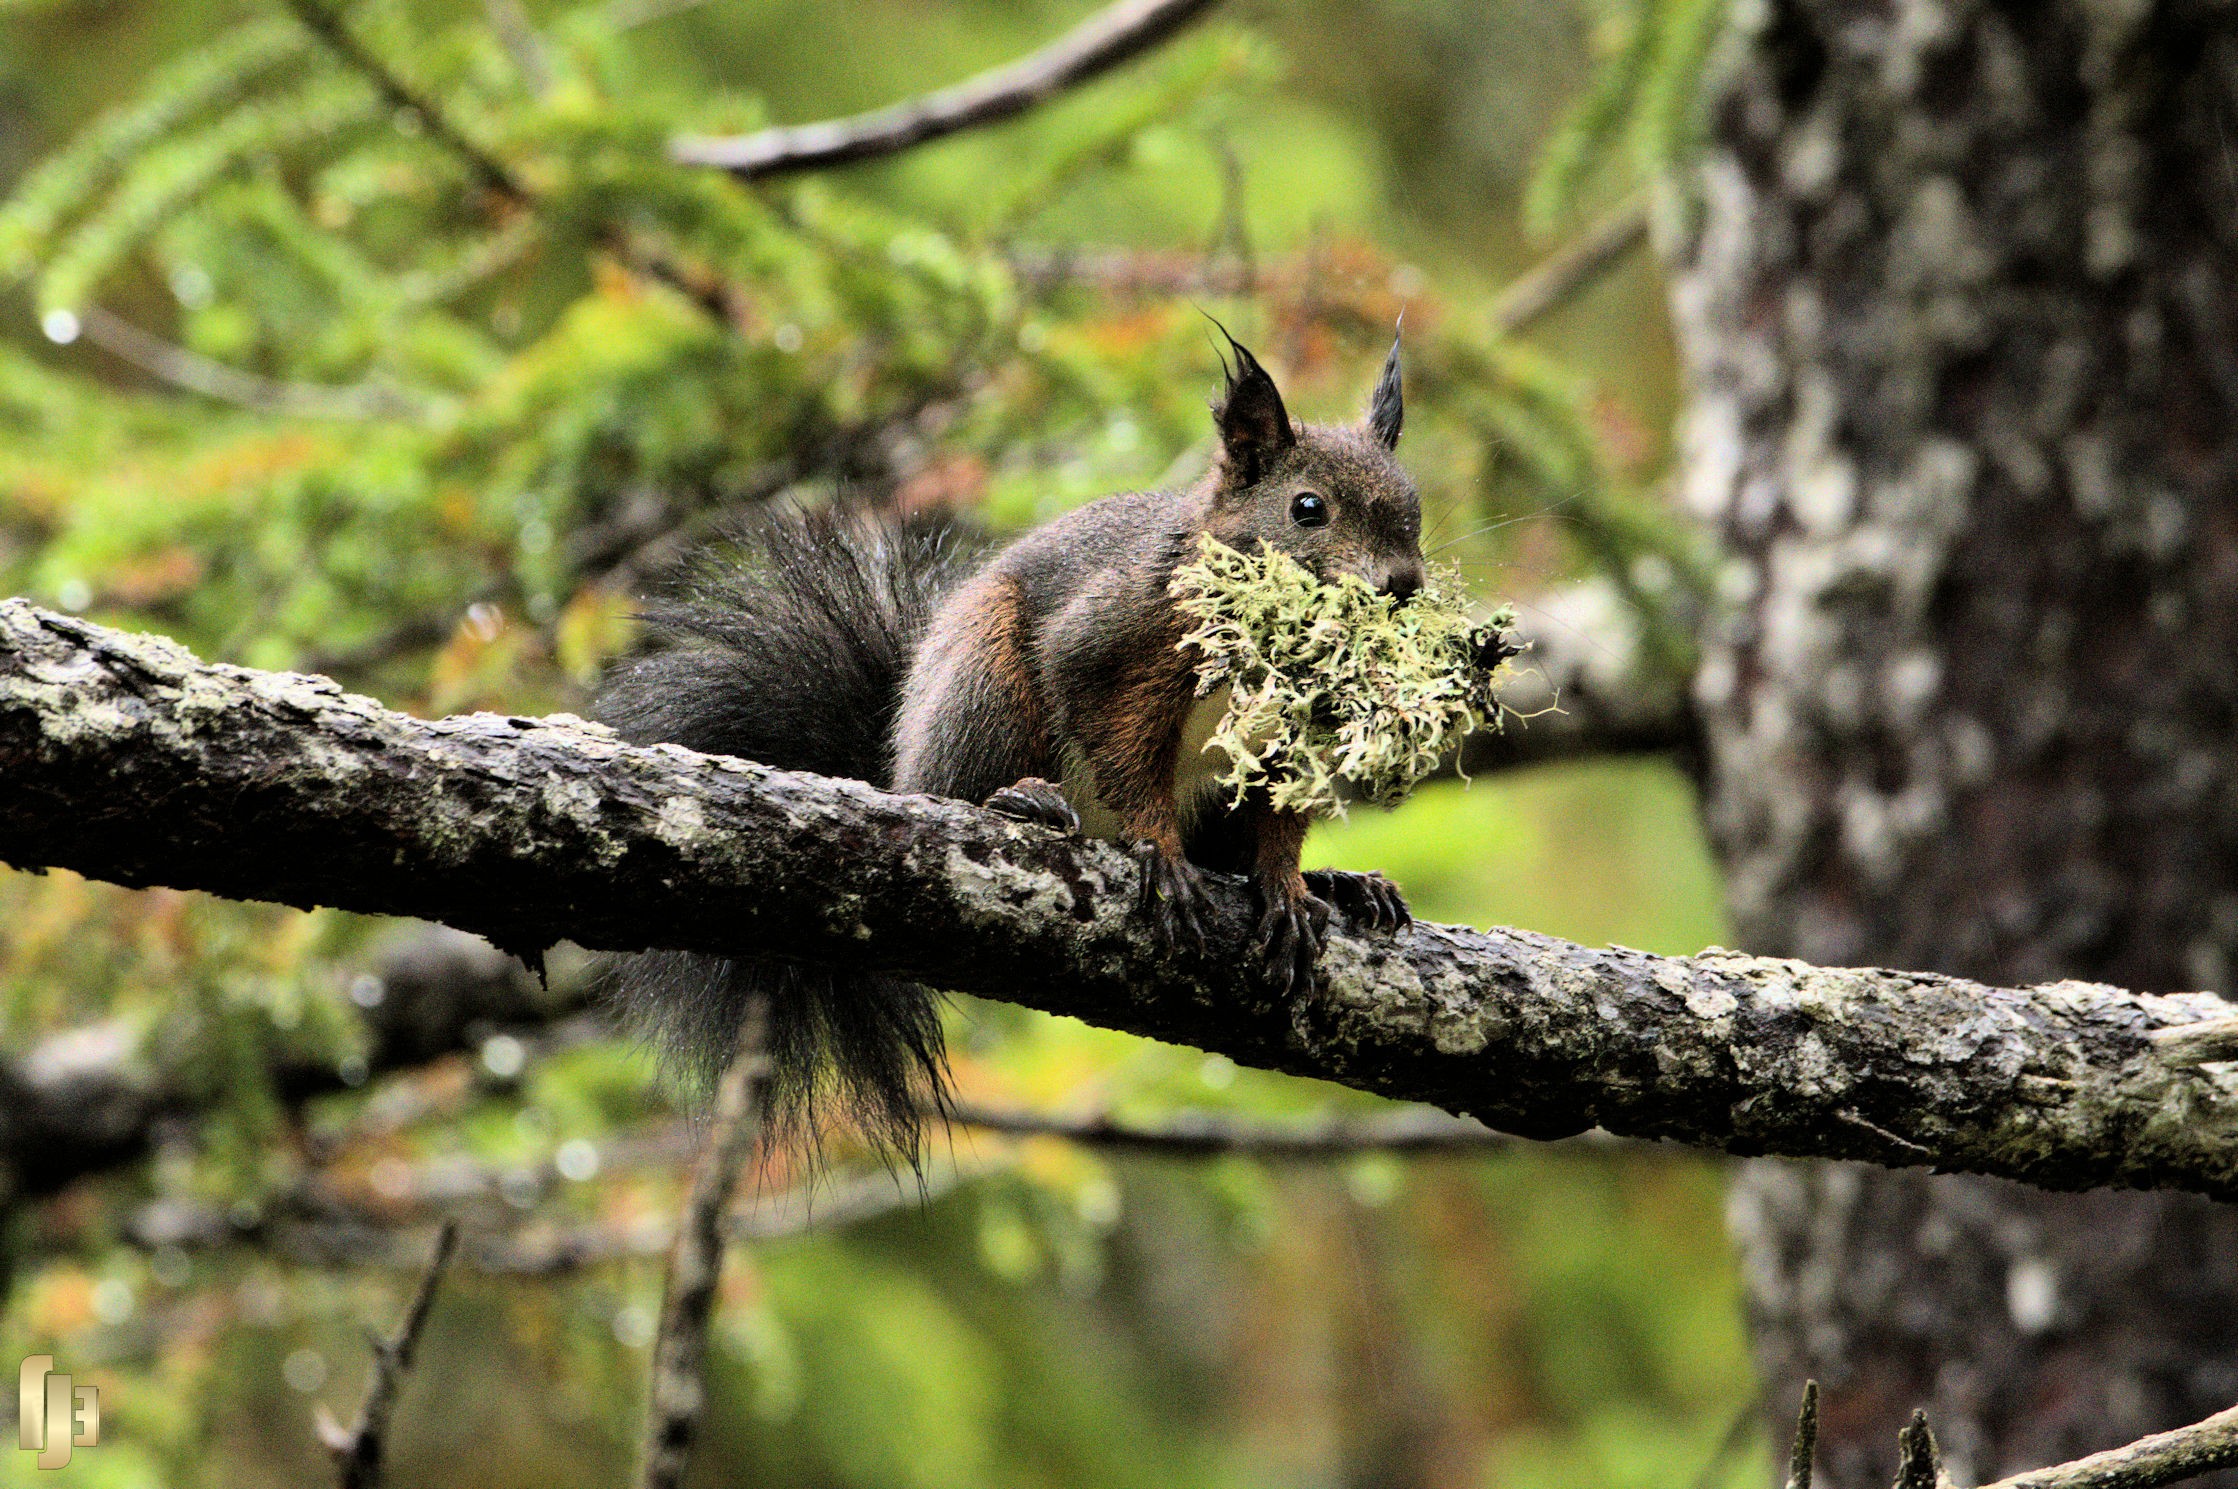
[596, 506, 974, 1158]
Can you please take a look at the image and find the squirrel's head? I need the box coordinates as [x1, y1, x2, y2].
[1201, 328, 1425, 601]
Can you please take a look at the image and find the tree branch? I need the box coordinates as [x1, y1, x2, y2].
[1983, 1402, 2238, 1489]
[671, 0, 1223, 178]
[6, 600, 2238, 1200]
[638, 996, 767, 1489]
[1789, 1379, 2238, 1489]
[1489, 199, 1652, 337]
[283, 0, 734, 324]
[124, 1158, 973, 1276]
[949, 1102, 1516, 1156]
[78, 308, 438, 422]
[284, 0, 530, 203]
[315, 1220, 458, 1489]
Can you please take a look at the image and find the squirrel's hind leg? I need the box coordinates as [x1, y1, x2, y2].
[894, 572, 1057, 802]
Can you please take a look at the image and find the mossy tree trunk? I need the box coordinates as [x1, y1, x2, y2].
[1666, 1, 2238, 1483]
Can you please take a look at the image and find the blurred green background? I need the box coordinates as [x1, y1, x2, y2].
[0, 0, 1754, 1485]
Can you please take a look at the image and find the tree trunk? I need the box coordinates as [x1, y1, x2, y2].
[1664, 1, 2238, 1483]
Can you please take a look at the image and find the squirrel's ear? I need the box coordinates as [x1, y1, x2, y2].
[1366, 328, 1403, 450]
[1210, 329, 1294, 485]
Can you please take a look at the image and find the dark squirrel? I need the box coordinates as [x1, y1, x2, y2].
[598, 331, 1427, 1155]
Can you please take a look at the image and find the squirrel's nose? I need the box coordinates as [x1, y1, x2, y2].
[1378, 569, 1422, 604]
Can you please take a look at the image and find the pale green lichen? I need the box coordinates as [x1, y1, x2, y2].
[1169, 533, 1519, 816]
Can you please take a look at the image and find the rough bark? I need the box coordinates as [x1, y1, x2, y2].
[7, 600, 2238, 1206]
[1665, 0, 2238, 1481]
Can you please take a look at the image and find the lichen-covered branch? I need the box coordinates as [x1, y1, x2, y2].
[671, 0, 1222, 177]
[6, 600, 2238, 1200]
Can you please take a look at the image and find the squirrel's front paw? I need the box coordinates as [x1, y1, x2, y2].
[1257, 882, 1333, 999]
[1135, 843, 1213, 957]
[1303, 869, 1410, 933]
[984, 777, 1081, 835]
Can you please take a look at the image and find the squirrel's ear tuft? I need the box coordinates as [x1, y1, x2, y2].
[1209, 325, 1294, 485]
[1367, 328, 1403, 450]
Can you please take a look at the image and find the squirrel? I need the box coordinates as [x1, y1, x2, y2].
[598, 329, 1427, 1156]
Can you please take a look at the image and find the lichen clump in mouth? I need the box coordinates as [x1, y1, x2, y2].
[1169, 533, 1520, 817]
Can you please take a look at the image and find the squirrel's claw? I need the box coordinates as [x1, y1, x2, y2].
[1135, 842, 1213, 958]
[1304, 869, 1411, 933]
[1257, 884, 1332, 999]
[984, 777, 1082, 835]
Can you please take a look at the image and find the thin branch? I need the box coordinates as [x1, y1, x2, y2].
[1688, 1393, 1769, 1489]
[1010, 197, 1646, 340]
[10, 601, 2238, 1202]
[79, 1091, 1545, 1255]
[949, 1102, 1515, 1156]
[123, 1160, 973, 1276]
[298, 386, 952, 680]
[315, 1220, 459, 1489]
[283, 0, 733, 323]
[77, 307, 437, 422]
[1005, 243, 1257, 297]
[1490, 198, 1652, 337]
[1984, 1402, 2238, 1489]
[637, 994, 769, 1489]
[605, 0, 713, 31]
[672, 0, 1224, 178]
[483, 0, 553, 98]
[284, 0, 531, 203]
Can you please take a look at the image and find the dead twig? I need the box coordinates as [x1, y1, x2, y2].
[949, 1101, 1516, 1156]
[78, 308, 438, 421]
[673, 0, 1224, 178]
[1490, 198, 1651, 336]
[636, 994, 770, 1489]
[315, 1220, 459, 1489]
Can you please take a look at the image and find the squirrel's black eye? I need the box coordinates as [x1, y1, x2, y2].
[1290, 492, 1329, 529]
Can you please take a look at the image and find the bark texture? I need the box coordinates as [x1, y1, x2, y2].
[7, 598, 2238, 1203]
[1665, 0, 2238, 1480]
